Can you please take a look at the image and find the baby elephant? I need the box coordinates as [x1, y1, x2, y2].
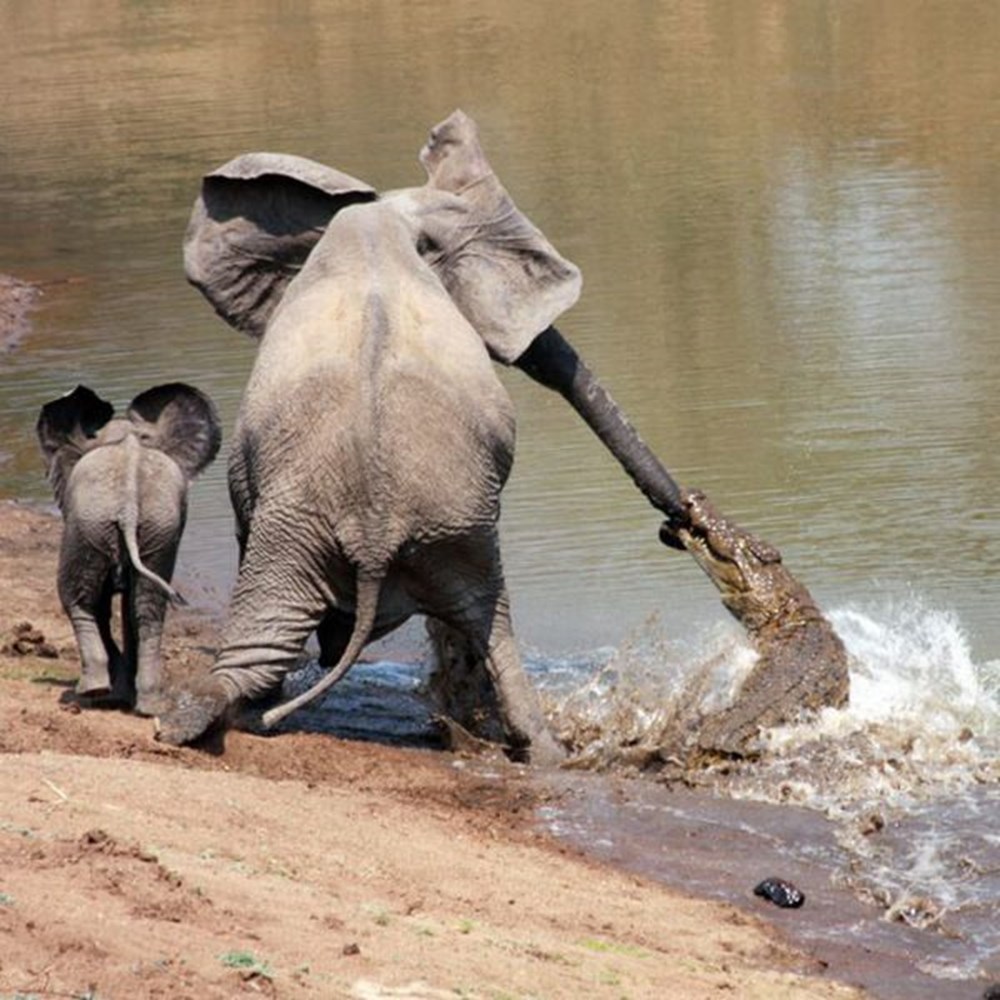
[37, 383, 220, 714]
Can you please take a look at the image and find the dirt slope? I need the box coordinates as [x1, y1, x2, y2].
[0, 501, 863, 999]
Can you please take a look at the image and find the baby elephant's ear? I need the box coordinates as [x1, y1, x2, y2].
[127, 383, 222, 478]
[36, 385, 114, 467]
[417, 110, 581, 364]
[184, 153, 377, 339]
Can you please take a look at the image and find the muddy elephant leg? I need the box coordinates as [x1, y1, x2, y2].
[425, 617, 506, 745]
[156, 517, 331, 745]
[445, 588, 562, 765]
[58, 536, 116, 697]
[419, 535, 562, 765]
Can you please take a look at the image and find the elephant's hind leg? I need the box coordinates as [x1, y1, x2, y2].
[67, 602, 113, 697]
[129, 574, 173, 716]
[157, 519, 334, 745]
[460, 593, 563, 766]
[426, 617, 506, 745]
[419, 541, 563, 766]
[58, 536, 117, 698]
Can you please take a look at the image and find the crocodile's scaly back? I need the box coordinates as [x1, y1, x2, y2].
[664, 489, 849, 758]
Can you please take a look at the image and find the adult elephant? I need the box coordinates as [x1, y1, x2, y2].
[37, 383, 221, 713]
[156, 110, 686, 761]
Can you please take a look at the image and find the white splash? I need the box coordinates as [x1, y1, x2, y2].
[765, 596, 999, 760]
[830, 600, 995, 733]
[547, 594, 999, 796]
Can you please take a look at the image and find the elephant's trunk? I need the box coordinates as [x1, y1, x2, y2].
[515, 326, 687, 526]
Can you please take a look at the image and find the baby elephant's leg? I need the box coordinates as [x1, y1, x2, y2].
[58, 533, 116, 698]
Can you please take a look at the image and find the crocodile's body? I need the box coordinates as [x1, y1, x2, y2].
[663, 489, 849, 757]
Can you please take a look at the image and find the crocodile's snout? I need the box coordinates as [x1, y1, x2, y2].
[658, 519, 687, 551]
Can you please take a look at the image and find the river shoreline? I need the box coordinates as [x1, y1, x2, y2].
[0, 498, 872, 999]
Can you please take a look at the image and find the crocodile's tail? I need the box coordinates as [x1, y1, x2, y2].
[120, 434, 187, 608]
[260, 571, 382, 729]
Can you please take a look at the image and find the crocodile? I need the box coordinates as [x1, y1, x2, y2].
[660, 488, 849, 758]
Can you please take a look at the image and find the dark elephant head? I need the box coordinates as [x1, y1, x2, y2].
[182, 109, 581, 364]
[37, 383, 222, 507]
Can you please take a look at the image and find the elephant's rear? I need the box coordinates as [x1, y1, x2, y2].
[60, 445, 186, 595]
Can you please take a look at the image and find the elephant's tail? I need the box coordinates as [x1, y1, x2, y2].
[120, 433, 187, 608]
[260, 571, 382, 730]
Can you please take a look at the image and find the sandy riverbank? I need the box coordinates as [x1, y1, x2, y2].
[0, 500, 865, 999]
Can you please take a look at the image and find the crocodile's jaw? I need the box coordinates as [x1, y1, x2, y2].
[679, 530, 751, 603]
[678, 530, 779, 632]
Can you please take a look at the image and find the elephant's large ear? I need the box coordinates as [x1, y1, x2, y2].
[127, 383, 222, 478]
[37, 385, 115, 468]
[416, 110, 581, 364]
[184, 153, 377, 339]
[37, 386, 115, 506]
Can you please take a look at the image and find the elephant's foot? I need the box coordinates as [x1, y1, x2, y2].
[134, 687, 170, 718]
[154, 679, 230, 745]
[518, 728, 565, 768]
[75, 668, 112, 699]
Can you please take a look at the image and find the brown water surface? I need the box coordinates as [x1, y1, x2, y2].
[1, 1, 998, 656]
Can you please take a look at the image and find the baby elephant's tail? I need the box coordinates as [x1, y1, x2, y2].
[261, 572, 382, 729]
[120, 434, 187, 607]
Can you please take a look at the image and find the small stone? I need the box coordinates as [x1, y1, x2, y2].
[753, 877, 805, 909]
[342, 942, 361, 956]
[859, 812, 885, 836]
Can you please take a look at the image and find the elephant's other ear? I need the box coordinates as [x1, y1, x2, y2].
[416, 110, 581, 364]
[127, 383, 222, 478]
[184, 153, 377, 339]
[37, 386, 115, 507]
[36, 385, 115, 467]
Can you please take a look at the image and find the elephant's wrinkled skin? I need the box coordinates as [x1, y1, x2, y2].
[661, 489, 849, 757]
[156, 112, 586, 762]
[37, 384, 221, 713]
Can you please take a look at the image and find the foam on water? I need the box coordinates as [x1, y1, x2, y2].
[822, 599, 995, 735]
[538, 594, 1000, 980]
[542, 594, 998, 792]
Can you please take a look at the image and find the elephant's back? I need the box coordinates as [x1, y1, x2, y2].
[65, 446, 127, 531]
[239, 267, 517, 561]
